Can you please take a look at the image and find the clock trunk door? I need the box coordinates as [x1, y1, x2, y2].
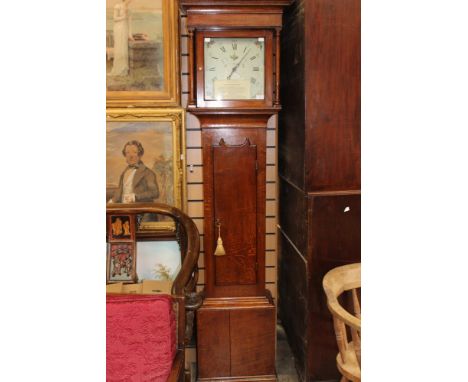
[213, 140, 258, 286]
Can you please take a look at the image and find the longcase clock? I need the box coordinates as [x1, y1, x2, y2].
[180, 1, 291, 381]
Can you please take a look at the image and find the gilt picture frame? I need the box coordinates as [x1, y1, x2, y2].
[106, 108, 187, 232]
[106, 0, 180, 107]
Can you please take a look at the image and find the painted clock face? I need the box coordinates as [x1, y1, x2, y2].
[204, 37, 265, 101]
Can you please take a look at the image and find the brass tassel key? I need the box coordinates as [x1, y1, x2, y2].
[214, 219, 226, 256]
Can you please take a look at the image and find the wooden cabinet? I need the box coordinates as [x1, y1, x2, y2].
[278, 0, 361, 381]
[197, 298, 276, 381]
[180, 1, 291, 380]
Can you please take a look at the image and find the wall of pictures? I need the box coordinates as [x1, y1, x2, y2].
[105, 0, 279, 304]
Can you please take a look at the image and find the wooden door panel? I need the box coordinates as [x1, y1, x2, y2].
[197, 309, 231, 378]
[213, 139, 258, 286]
[230, 307, 276, 376]
[201, 126, 266, 298]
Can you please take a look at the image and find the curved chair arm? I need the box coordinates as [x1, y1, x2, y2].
[106, 202, 201, 299]
[323, 263, 361, 331]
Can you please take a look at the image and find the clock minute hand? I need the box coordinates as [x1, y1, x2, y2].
[227, 48, 251, 80]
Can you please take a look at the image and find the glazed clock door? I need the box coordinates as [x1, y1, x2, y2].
[204, 37, 266, 100]
[195, 29, 274, 108]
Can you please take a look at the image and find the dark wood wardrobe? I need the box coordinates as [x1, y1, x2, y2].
[278, 0, 361, 380]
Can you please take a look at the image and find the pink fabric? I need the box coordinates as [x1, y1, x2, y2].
[106, 294, 176, 382]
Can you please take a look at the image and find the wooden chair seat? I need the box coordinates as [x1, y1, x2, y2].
[336, 341, 361, 382]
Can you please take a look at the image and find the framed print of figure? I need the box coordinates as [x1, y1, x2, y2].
[106, 0, 180, 107]
[106, 108, 186, 232]
[107, 243, 137, 283]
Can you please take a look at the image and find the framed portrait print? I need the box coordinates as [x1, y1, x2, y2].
[106, 108, 186, 232]
[106, 0, 180, 107]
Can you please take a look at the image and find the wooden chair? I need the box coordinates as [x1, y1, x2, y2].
[323, 263, 361, 382]
[107, 203, 203, 382]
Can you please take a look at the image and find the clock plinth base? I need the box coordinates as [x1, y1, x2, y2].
[196, 292, 277, 381]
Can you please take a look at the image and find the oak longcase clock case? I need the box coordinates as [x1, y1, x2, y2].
[181, 1, 291, 381]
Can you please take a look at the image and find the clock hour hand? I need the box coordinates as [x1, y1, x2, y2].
[227, 48, 250, 80]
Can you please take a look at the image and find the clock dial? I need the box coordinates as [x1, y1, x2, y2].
[204, 37, 265, 101]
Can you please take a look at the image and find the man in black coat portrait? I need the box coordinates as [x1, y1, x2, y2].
[108, 140, 159, 203]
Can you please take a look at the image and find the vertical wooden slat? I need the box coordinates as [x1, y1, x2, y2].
[188, 28, 196, 107]
[351, 289, 361, 365]
[274, 28, 281, 106]
[333, 316, 348, 363]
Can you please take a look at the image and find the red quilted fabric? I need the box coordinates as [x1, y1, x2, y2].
[106, 294, 176, 382]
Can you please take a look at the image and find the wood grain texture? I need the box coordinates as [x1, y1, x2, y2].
[197, 308, 231, 378]
[279, 0, 360, 192]
[197, 296, 276, 380]
[202, 127, 266, 298]
[278, 0, 361, 380]
[304, 0, 361, 191]
[230, 308, 276, 376]
[213, 140, 258, 286]
[278, 0, 306, 189]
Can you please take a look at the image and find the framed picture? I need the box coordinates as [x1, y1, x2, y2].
[106, 108, 186, 231]
[108, 215, 135, 242]
[107, 243, 137, 283]
[136, 241, 181, 281]
[106, 0, 180, 107]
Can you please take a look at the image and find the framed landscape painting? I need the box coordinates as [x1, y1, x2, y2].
[136, 241, 181, 281]
[106, 0, 180, 107]
[107, 108, 186, 231]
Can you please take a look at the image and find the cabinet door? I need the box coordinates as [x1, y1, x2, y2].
[197, 309, 231, 378]
[213, 139, 258, 286]
[230, 307, 276, 377]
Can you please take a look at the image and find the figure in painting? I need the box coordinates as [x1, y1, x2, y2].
[122, 219, 131, 236]
[111, 217, 123, 236]
[109, 0, 134, 76]
[108, 140, 160, 203]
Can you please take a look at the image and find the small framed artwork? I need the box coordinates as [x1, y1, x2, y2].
[108, 214, 135, 242]
[136, 241, 181, 281]
[107, 243, 137, 283]
[106, 108, 186, 232]
[106, 0, 180, 107]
